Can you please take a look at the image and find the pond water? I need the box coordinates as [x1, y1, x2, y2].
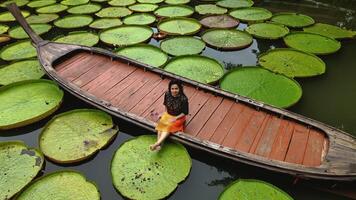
[1, 0, 356, 199]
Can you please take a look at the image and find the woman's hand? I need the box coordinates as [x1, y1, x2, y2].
[169, 117, 177, 123]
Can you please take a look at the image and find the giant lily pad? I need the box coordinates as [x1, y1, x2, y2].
[220, 67, 302, 108]
[0, 40, 36, 61]
[54, 15, 93, 29]
[245, 22, 289, 39]
[54, 31, 99, 47]
[229, 7, 272, 22]
[271, 13, 314, 28]
[0, 11, 30, 22]
[160, 36, 205, 56]
[16, 171, 100, 200]
[199, 14, 239, 28]
[111, 135, 191, 200]
[158, 17, 201, 35]
[284, 32, 341, 55]
[195, 4, 227, 15]
[258, 48, 325, 78]
[123, 13, 156, 25]
[95, 7, 132, 18]
[154, 5, 194, 17]
[92, 0, 109, 2]
[67, 3, 102, 14]
[109, 0, 136, 6]
[0, 141, 44, 200]
[100, 25, 153, 46]
[0, 0, 29, 7]
[26, 14, 59, 24]
[164, 55, 224, 83]
[129, 3, 158, 12]
[201, 28, 252, 50]
[90, 18, 122, 29]
[138, 0, 164, 3]
[9, 24, 52, 39]
[0, 24, 9, 34]
[165, 0, 190, 5]
[116, 44, 168, 67]
[27, 0, 56, 8]
[0, 60, 44, 85]
[61, 0, 89, 6]
[39, 109, 118, 163]
[219, 179, 293, 200]
[303, 23, 356, 39]
[0, 36, 10, 43]
[36, 4, 68, 14]
[216, 0, 254, 9]
[0, 80, 63, 130]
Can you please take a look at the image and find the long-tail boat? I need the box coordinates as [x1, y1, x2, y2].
[7, 4, 356, 181]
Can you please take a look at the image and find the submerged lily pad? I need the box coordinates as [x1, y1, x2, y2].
[202, 28, 252, 50]
[158, 17, 201, 35]
[245, 22, 289, 39]
[27, 0, 56, 8]
[199, 14, 239, 28]
[165, 0, 190, 4]
[90, 18, 122, 29]
[0, 80, 63, 130]
[26, 14, 59, 24]
[95, 7, 132, 18]
[116, 44, 168, 67]
[0, 0, 29, 7]
[154, 5, 194, 17]
[36, 4, 68, 14]
[219, 179, 293, 200]
[0, 141, 44, 200]
[0, 60, 44, 85]
[284, 32, 341, 55]
[123, 13, 156, 25]
[220, 67, 302, 108]
[259, 48, 326, 78]
[271, 13, 314, 28]
[229, 7, 272, 22]
[111, 135, 191, 200]
[195, 4, 227, 15]
[54, 15, 93, 28]
[129, 3, 158, 12]
[0, 24, 9, 34]
[100, 25, 153, 46]
[303, 23, 356, 39]
[164, 55, 224, 83]
[16, 171, 100, 200]
[138, 0, 164, 3]
[61, 0, 89, 6]
[9, 24, 52, 39]
[67, 3, 102, 14]
[109, 0, 136, 6]
[216, 0, 254, 8]
[0, 40, 37, 61]
[54, 31, 99, 47]
[160, 36, 205, 56]
[0, 11, 30, 22]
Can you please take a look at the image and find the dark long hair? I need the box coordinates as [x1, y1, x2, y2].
[168, 79, 186, 97]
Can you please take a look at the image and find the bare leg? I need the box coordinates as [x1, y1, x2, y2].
[150, 131, 169, 151]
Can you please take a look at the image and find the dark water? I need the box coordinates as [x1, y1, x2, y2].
[1, 0, 356, 199]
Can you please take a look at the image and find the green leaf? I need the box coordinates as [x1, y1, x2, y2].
[0, 11, 30, 22]
[9, 24, 52, 39]
[160, 36, 206, 56]
[90, 18, 123, 29]
[27, 0, 56, 8]
[100, 25, 153, 46]
[60, 0, 89, 6]
[216, 0, 254, 9]
[245, 22, 289, 39]
[95, 7, 132, 18]
[195, 4, 227, 15]
[201, 28, 252, 50]
[199, 14, 239, 29]
[154, 5, 194, 17]
[164, 0, 190, 5]
[67, 3, 102, 14]
[0, 0, 29, 7]
[158, 17, 201, 35]
[26, 14, 59, 24]
[0, 40, 36, 61]
[0, 60, 44, 85]
[271, 12, 314, 28]
[54, 15, 93, 29]
[138, 0, 164, 3]
[111, 135, 191, 200]
[128, 3, 159, 12]
[229, 7, 272, 22]
[123, 13, 156, 25]
[0, 24, 9, 34]
[303, 23, 356, 39]
[54, 31, 99, 47]
[109, 0, 136, 6]
[36, 4, 68, 14]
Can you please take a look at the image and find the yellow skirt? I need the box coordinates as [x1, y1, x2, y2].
[155, 112, 186, 133]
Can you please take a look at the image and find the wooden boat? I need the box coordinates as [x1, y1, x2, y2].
[7, 4, 356, 181]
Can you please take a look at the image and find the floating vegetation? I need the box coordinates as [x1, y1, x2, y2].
[0, 10, 29, 22]
[259, 48, 325, 78]
[54, 31, 99, 47]
[0, 60, 44, 85]
[0, 24, 9, 34]
[165, 0, 190, 5]
[138, 0, 164, 3]
[36, 4, 68, 14]
[220, 67, 302, 108]
[229, 7, 272, 22]
[245, 22, 289, 39]
[195, 4, 228, 15]
[27, 0, 56, 8]
[219, 179, 293, 200]
[90, 18, 122, 29]
[0, 80, 63, 130]
[271, 13, 314, 28]
[0, 35, 10, 43]
[100, 25, 153, 46]
[0, 141, 44, 200]
[0, 40, 37, 61]
[199, 14, 239, 28]
[0, 0, 29, 7]
[160, 36, 205, 56]
[284, 32, 341, 55]
[158, 17, 201, 35]
[26, 14, 59, 24]
[67, 3, 102, 14]
[154, 5, 194, 17]
[16, 171, 100, 200]
[216, 0, 254, 9]
[95, 7, 132, 18]
[109, 0, 136, 6]
[164, 55, 224, 83]
[202, 28, 252, 50]
[9, 24, 52, 39]
[303, 23, 356, 40]
[128, 3, 159, 12]
[111, 135, 191, 200]
[54, 15, 93, 29]
[61, 0, 89, 6]
[92, 0, 109, 2]
[123, 13, 156, 25]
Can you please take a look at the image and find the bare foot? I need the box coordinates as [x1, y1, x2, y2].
[149, 144, 161, 151]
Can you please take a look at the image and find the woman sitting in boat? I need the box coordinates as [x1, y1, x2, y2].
[150, 80, 189, 151]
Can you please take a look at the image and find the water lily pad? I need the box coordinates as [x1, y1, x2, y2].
[258, 48, 326, 78]
[216, 0, 254, 9]
[0, 40, 36, 61]
[61, 0, 89, 6]
[284, 32, 341, 55]
[245, 22, 289, 39]
[201, 28, 252, 50]
[36, 4, 68, 14]
[0, 60, 44, 85]
[160, 36, 205, 56]
[0, 141, 44, 200]
[95, 7, 132, 18]
[123, 13, 156, 25]
[129, 3, 158, 12]
[138, 0, 164, 3]
[219, 179, 293, 200]
[111, 135, 191, 200]
[220, 67, 302, 108]
[27, 0, 56, 8]
[90, 18, 122, 29]
[229, 7, 272, 22]
[0, 11, 30, 22]
[109, 0, 136, 6]
[54, 15, 93, 29]
[154, 5, 194, 17]
[195, 4, 227, 15]
[92, 0, 108, 2]
[164, 55, 224, 83]
[9, 24, 52, 39]
[303, 23, 356, 39]
[158, 17, 201, 35]
[16, 171, 100, 200]
[0, 80, 63, 130]
[0, 36, 10, 43]
[0, 0, 29, 7]
[0, 24, 9, 34]
[67, 3, 102, 14]
[116, 44, 168, 67]
[26, 14, 59, 24]
[100, 25, 153, 46]
[199, 14, 239, 28]
[271, 12, 314, 28]
[165, 0, 190, 4]
[54, 31, 99, 47]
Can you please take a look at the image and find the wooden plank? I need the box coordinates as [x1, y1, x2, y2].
[248, 114, 271, 153]
[302, 129, 326, 166]
[268, 120, 294, 161]
[184, 91, 211, 124]
[284, 123, 310, 164]
[55, 52, 90, 72]
[254, 116, 282, 157]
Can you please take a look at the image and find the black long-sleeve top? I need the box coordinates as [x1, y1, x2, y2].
[163, 91, 189, 116]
